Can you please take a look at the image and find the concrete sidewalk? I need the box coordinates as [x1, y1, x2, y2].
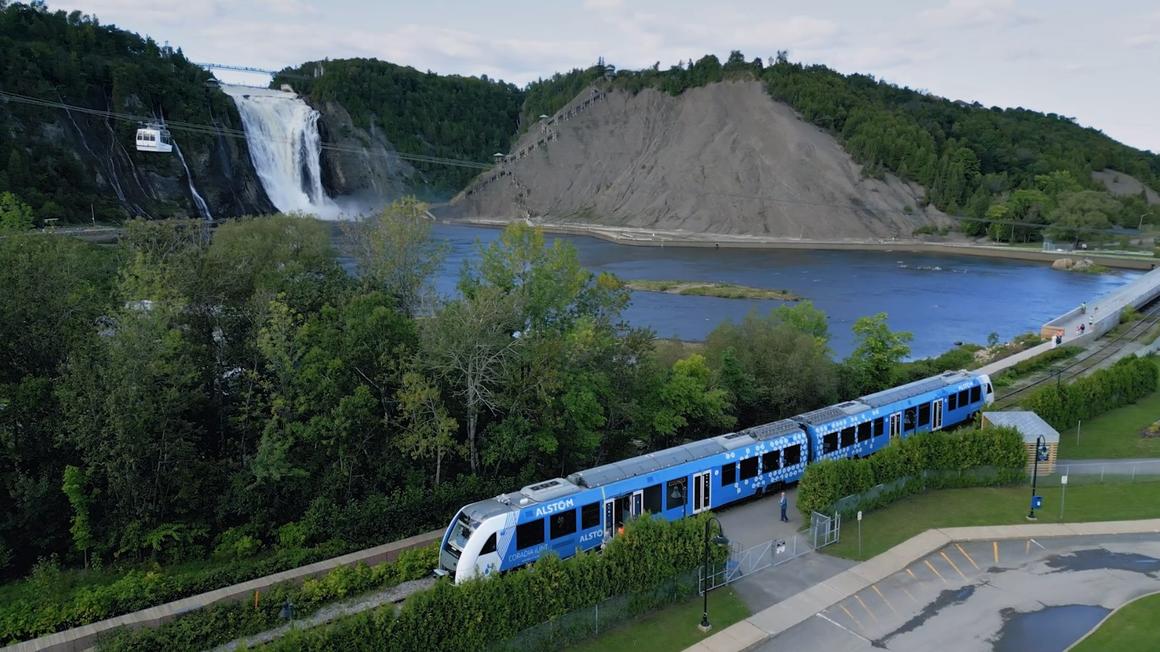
[683, 519, 1160, 652]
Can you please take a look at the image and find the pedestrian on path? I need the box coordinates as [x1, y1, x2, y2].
[779, 491, 789, 523]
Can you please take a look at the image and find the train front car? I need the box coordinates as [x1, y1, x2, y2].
[976, 373, 996, 405]
[437, 501, 510, 583]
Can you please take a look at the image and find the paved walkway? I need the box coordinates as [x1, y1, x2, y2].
[684, 519, 1160, 652]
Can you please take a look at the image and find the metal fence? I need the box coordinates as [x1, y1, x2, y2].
[488, 570, 699, 652]
[1032, 460, 1160, 487]
[699, 534, 811, 594]
[811, 511, 841, 548]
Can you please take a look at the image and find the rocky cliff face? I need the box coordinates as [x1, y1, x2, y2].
[313, 99, 418, 204]
[20, 92, 273, 221]
[449, 81, 950, 239]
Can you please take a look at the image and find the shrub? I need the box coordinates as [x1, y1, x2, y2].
[265, 514, 724, 652]
[1023, 356, 1158, 429]
[796, 426, 1025, 515]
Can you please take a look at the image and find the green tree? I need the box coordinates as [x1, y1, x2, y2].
[846, 313, 913, 394]
[651, 354, 734, 447]
[61, 465, 93, 568]
[340, 197, 447, 317]
[395, 370, 459, 486]
[0, 191, 34, 232]
[1047, 190, 1120, 246]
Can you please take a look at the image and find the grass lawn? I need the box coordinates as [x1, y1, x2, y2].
[1072, 591, 1160, 652]
[824, 480, 1160, 561]
[566, 588, 750, 652]
[1054, 363, 1160, 459]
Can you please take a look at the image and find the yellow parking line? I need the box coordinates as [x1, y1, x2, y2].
[854, 594, 879, 624]
[839, 604, 865, 630]
[872, 584, 900, 617]
[1025, 539, 1031, 555]
[955, 543, 980, 570]
[899, 585, 919, 604]
[907, 568, 917, 579]
[940, 551, 969, 581]
[924, 559, 948, 584]
[993, 541, 999, 564]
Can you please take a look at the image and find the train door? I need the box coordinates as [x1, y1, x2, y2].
[630, 490, 644, 518]
[604, 499, 616, 539]
[692, 471, 711, 513]
[889, 412, 901, 440]
[933, 399, 944, 431]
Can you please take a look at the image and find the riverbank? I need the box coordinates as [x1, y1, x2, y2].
[624, 280, 800, 301]
[444, 217, 1157, 271]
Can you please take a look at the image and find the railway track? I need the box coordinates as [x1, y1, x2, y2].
[994, 299, 1160, 407]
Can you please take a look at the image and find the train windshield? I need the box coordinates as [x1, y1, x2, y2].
[449, 513, 475, 550]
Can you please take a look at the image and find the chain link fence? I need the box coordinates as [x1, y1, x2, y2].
[1031, 459, 1160, 487]
[487, 570, 699, 652]
[831, 466, 1024, 517]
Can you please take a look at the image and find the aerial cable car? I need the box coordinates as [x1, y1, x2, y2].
[135, 121, 173, 153]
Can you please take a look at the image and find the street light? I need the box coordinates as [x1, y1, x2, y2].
[699, 516, 730, 632]
[1027, 435, 1049, 520]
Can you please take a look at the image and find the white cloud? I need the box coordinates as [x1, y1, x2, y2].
[920, 0, 1032, 30]
[52, 0, 226, 26]
[582, 0, 623, 9]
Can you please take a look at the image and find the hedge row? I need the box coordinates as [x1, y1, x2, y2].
[1, 474, 513, 645]
[1022, 356, 1158, 429]
[266, 514, 726, 652]
[796, 426, 1026, 515]
[96, 547, 438, 651]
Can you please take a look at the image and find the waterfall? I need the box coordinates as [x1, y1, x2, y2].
[173, 140, 212, 220]
[222, 85, 340, 218]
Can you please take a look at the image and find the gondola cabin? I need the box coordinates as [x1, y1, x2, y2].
[135, 123, 173, 153]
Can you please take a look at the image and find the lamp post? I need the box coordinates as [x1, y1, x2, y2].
[699, 516, 730, 632]
[1027, 435, 1049, 520]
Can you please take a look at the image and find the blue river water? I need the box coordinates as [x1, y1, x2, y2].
[422, 224, 1140, 359]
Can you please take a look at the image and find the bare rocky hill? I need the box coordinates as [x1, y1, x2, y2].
[1092, 169, 1160, 205]
[447, 81, 950, 239]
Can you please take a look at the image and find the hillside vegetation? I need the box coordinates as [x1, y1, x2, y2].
[275, 58, 523, 194]
[0, 1, 271, 223]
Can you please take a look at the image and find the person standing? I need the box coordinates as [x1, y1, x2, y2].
[779, 491, 789, 523]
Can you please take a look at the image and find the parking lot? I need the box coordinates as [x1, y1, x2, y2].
[754, 533, 1160, 651]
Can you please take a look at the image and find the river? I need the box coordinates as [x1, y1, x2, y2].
[415, 223, 1141, 359]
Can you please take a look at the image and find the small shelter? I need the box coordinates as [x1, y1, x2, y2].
[982, 411, 1059, 476]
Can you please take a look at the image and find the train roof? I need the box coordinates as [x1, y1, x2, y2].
[568, 439, 725, 488]
[795, 400, 869, 426]
[859, 370, 975, 408]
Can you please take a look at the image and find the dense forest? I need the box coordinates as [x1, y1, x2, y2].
[0, 1, 271, 223]
[1, 204, 928, 637]
[275, 59, 524, 194]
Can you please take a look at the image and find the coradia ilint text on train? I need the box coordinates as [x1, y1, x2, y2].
[438, 370, 995, 582]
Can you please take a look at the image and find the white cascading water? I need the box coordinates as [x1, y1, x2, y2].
[222, 85, 341, 218]
[172, 140, 212, 220]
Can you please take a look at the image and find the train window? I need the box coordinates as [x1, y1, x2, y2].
[948, 393, 958, 410]
[762, 450, 780, 472]
[840, 426, 855, 447]
[823, 432, 838, 453]
[581, 503, 601, 529]
[856, 421, 872, 442]
[516, 519, 545, 550]
[958, 389, 969, 406]
[740, 457, 759, 480]
[970, 386, 981, 403]
[874, 418, 885, 437]
[550, 509, 577, 539]
[644, 484, 663, 513]
[904, 407, 916, 431]
[721, 463, 736, 485]
[666, 478, 687, 510]
[918, 403, 931, 426]
[481, 534, 497, 555]
[785, 445, 802, 466]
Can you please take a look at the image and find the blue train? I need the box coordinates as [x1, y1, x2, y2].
[437, 370, 994, 582]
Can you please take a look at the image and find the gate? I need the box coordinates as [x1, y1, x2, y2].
[811, 511, 841, 549]
[698, 534, 809, 595]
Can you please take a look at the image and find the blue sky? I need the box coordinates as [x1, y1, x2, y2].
[50, 0, 1160, 153]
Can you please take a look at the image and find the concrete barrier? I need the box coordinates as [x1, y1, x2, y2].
[5, 529, 443, 652]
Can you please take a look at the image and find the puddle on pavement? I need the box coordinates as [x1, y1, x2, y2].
[991, 605, 1108, 652]
[871, 584, 976, 648]
[1044, 548, 1160, 576]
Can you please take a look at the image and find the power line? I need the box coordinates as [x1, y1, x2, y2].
[0, 89, 493, 170]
